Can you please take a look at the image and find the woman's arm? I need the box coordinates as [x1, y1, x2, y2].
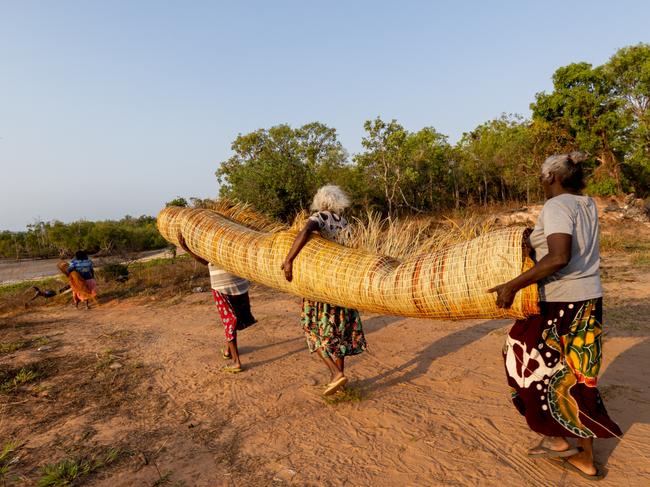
[281, 219, 320, 282]
[177, 233, 209, 266]
[488, 233, 572, 309]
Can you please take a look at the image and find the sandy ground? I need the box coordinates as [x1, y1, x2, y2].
[2, 262, 649, 487]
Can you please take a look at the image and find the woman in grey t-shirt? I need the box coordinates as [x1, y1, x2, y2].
[489, 152, 620, 481]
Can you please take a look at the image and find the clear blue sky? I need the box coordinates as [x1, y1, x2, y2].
[1, 1, 649, 230]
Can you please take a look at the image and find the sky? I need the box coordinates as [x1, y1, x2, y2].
[1, 1, 649, 231]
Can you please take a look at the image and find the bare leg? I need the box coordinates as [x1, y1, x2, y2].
[318, 350, 343, 382]
[566, 437, 597, 476]
[335, 356, 345, 376]
[227, 337, 241, 369]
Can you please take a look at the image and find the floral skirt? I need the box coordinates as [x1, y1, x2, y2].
[301, 299, 367, 358]
[212, 290, 256, 342]
[503, 298, 621, 438]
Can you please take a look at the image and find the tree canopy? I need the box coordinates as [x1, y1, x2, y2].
[215, 44, 650, 219]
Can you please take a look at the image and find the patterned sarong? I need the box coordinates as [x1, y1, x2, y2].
[503, 298, 621, 438]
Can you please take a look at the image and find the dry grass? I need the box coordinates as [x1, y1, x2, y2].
[600, 224, 650, 253]
[346, 211, 500, 260]
[290, 209, 503, 260]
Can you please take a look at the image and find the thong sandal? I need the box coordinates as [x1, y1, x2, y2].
[528, 444, 582, 458]
[549, 458, 604, 481]
[323, 376, 348, 396]
[222, 365, 243, 374]
[220, 349, 232, 360]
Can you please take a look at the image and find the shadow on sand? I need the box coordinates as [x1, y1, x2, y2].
[360, 318, 507, 393]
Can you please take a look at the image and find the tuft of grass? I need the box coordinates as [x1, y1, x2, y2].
[0, 340, 27, 354]
[0, 336, 50, 355]
[0, 364, 44, 393]
[37, 448, 123, 487]
[93, 349, 123, 372]
[38, 458, 93, 486]
[0, 441, 21, 482]
[323, 386, 368, 405]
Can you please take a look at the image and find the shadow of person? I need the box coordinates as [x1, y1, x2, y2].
[596, 335, 650, 466]
[359, 318, 507, 393]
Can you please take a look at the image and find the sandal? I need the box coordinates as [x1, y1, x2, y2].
[222, 365, 243, 374]
[323, 376, 348, 396]
[528, 443, 582, 458]
[549, 458, 604, 481]
[221, 348, 232, 360]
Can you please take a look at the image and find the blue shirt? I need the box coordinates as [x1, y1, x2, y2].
[68, 258, 94, 280]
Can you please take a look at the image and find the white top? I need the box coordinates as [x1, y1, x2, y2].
[207, 264, 249, 295]
[529, 194, 602, 302]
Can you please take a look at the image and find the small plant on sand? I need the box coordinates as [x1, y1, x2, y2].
[0, 441, 21, 484]
[0, 365, 41, 394]
[323, 386, 367, 405]
[37, 448, 122, 487]
[0, 336, 50, 355]
[0, 340, 28, 354]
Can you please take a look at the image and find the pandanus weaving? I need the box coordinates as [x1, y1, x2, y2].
[157, 206, 539, 320]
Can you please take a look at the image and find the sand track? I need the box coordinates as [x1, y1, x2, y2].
[2, 279, 649, 486]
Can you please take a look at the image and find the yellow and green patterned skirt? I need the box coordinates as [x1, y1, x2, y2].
[503, 298, 621, 438]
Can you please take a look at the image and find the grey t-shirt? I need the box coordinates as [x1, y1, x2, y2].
[529, 193, 602, 302]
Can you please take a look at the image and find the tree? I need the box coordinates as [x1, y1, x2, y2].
[606, 43, 650, 195]
[531, 62, 627, 194]
[216, 122, 349, 221]
[354, 118, 410, 216]
[165, 197, 188, 207]
[354, 118, 455, 215]
[456, 115, 537, 205]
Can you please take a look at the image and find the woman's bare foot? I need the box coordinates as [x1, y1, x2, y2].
[564, 450, 598, 476]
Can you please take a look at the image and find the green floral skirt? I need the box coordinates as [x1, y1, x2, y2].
[301, 299, 367, 358]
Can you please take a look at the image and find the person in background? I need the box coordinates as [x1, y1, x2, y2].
[65, 250, 98, 308]
[177, 233, 256, 373]
[281, 184, 367, 396]
[489, 152, 621, 481]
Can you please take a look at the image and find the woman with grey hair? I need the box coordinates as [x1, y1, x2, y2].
[281, 185, 367, 395]
[489, 152, 620, 480]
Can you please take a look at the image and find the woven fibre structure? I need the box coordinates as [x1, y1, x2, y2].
[157, 206, 539, 320]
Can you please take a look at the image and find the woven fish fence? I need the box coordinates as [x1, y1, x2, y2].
[157, 206, 539, 320]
